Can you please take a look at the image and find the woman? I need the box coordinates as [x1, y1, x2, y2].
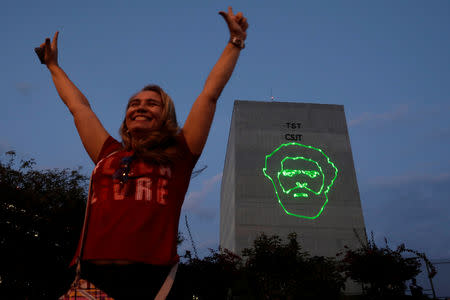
[38, 7, 248, 299]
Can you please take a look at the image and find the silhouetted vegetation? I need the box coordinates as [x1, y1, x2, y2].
[0, 151, 86, 299]
[241, 232, 345, 300]
[337, 231, 436, 299]
[175, 233, 345, 300]
[173, 248, 243, 299]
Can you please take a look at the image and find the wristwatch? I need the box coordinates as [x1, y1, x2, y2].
[229, 36, 245, 49]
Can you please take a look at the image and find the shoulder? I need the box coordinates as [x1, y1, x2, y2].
[96, 136, 123, 163]
[175, 130, 200, 166]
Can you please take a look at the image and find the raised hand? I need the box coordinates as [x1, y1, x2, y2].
[38, 31, 59, 67]
[219, 7, 249, 41]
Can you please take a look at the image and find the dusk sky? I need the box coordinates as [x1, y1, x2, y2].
[2, 0, 449, 296]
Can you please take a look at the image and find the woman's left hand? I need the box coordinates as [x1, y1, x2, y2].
[219, 6, 248, 41]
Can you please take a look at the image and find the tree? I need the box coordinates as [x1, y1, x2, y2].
[0, 151, 87, 299]
[302, 255, 346, 299]
[174, 232, 346, 299]
[241, 232, 345, 300]
[338, 231, 431, 298]
[174, 248, 242, 300]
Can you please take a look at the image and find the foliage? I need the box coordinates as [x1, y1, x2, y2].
[337, 231, 430, 298]
[0, 151, 88, 299]
[175, 233, 345, 299]
[241, 232, 345, 300]
[175, 230, 434, 299]
[303, 255, 347, 299]
[174, 248, 242, 300]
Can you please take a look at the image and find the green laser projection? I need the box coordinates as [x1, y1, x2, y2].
[263, 143, 338, 219]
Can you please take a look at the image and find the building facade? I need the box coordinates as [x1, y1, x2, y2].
[220, 100, 366, 261]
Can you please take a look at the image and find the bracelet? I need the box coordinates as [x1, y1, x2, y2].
[229, 36, 245, 49]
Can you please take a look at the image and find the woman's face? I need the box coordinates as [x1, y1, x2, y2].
[125, 90, 164, 136]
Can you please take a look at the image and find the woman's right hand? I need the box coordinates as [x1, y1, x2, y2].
[39, 31, 59, 68]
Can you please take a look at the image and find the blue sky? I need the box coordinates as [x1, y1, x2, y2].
[2, 0, 450, 296]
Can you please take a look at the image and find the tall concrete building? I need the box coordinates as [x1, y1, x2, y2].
[220, 100, 366, 260]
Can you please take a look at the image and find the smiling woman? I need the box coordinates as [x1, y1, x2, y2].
[36, 6, 248, 300]
[120, 85, 180, 164]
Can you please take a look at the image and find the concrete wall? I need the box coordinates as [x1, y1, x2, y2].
[220, 101, 366, 288]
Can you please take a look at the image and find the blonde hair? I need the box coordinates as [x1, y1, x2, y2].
[119, 84, 181, 164]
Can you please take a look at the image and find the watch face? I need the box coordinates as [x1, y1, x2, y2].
[232, 37, 244, 49]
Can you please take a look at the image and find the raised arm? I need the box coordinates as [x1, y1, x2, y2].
[183, 7, 248, 155]
[39, 32, 109, 163]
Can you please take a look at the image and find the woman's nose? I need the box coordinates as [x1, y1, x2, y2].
[136, 105, 148, 112]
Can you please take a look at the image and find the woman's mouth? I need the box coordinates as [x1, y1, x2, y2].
[132, 115, 152, 121]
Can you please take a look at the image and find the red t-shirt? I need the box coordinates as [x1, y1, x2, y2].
[71, 131, 199, 266]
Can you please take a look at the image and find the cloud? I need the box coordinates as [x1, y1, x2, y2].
[361, 170, 450, 259]
[0, 140, 13, 154]
[429, 127, 450, 140]
[198, 239, 219, 251]
[348, 104, 409, 127]
[15, 82, 33, 97]
[421, 104, 450, 116]
[187, 206, 216, 220]
[368, 172, 450, 187]
[178, 237, 219, 259]
[183, 172, 222, 219]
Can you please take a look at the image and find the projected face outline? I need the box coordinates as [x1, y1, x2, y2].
[278, 156, 324, 198]
[263, 143, 338, 219]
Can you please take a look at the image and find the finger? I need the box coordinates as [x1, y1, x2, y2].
[239, 20, 248, 31]
[45, 38, 51, 52]
[52, 31, 59, 48]
[236, 16, 245, 26]
[236, 12, 243, 19]
[218, 11, 229, 23]
[228, 6, 233, 16]
[39, 42, 45, 48]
